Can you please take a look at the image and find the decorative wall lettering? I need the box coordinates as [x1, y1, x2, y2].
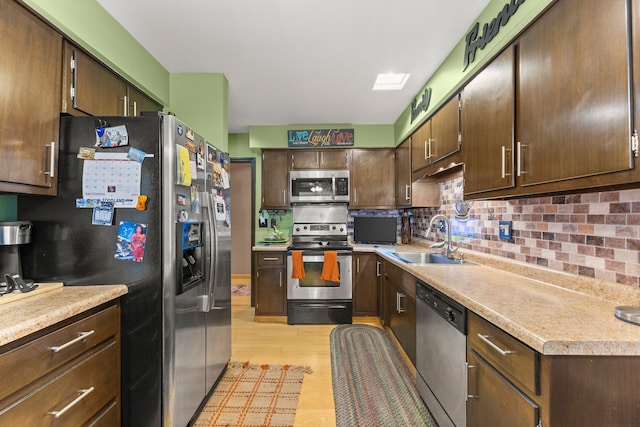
[410, 87, 432, 123]
[287, 129, 354, 147]
[463, 0, 525, 69]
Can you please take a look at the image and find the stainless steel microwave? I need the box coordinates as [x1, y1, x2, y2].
[289, 170, 349, 203]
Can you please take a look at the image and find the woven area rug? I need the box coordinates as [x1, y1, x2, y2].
[193, 361, 311, 427]
[330, 325, 437, 427]
[231, 283, 251, 296]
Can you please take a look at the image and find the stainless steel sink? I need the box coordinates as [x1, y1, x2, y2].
[391, 252, 468, 265]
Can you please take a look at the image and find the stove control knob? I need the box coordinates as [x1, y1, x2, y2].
[332, 225, 337, 230]
[339, 227, 344, 232]
[303, 225, 308, 230]
[295, 227, 300, 232]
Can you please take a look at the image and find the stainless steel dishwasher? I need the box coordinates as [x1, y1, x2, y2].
[416, 280, 467, 427]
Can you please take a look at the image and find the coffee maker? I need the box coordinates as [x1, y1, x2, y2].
[0, 221, 36, 292]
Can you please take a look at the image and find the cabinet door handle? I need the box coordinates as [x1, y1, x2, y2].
[427, 138, 434, 159]
[397, 292, 406, 313]
[501, 146, 513, 179]
[279, 271, 282, 288]
[376, 261, 381, 277]
[45, 142, 56, 178]
[320, 151, 324, 167]
[283, 189, 286, 204]
[48, 387, 94, 418]
[356, 257, 360, 273]
[477, 333, 515, 356]
[132, 100, 137, 116]
[70, 51, 78, 106]
[405, 184, 411, 201]
[517, 141, 527, 176]
[123, 95, 128, 115]
[466, 362, 477, 400]
[49, 330, 95, 353]
[263, 257, 279, 261]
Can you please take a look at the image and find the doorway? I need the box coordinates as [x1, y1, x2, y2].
[230, 158, 255, 297]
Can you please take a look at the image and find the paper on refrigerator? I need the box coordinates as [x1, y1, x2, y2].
[80, 152, 141, 208]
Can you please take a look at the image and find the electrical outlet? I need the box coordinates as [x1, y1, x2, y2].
[439, 219, 446, 232]
[499, 220, 512, 240]
[259, 217, 267, 228]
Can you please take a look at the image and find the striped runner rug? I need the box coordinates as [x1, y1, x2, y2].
[194, 361, 312, 427]
[330, 324, 437, 427]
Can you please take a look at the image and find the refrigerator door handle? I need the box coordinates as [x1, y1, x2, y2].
[208, 192, 220, 309]
[196, 191, 214, 314]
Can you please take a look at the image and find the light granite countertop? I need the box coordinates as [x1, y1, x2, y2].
[252, 243, 289, 252]
[362, 242, 640, 356]
[0, 285, 127, 348]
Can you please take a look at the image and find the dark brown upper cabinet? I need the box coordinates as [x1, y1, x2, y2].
[411, 94, 461, 177]
[261, 150, 290, 209]
[62, 41, 127, 117]
[350, 148, 395, 209]
[0, 0, 62, 195]
[462, 46, 515, 197]
[62, 41, 162, 117]
[290, 149, 349, 170]
[396, 137, 412, 207]
[516, 0, 632, 187]
[463, 0, 637, 199]
[411, 120, 432, 172]
[127, 85, 163, 116]
[633, 0, 640, 148]
[396, 137, 440, 208]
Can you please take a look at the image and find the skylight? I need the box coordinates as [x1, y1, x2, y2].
[372, 73, 410, 90]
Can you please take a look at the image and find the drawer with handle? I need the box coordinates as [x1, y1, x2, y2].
[0, 305, 119, 402]
[0, 340, 118, 426]
[468, 311, 539, 396]
[257, 252, 284, 266]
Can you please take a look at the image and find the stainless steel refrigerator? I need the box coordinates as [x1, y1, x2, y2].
[18, 113, 231, 427]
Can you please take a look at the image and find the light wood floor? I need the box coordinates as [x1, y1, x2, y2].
[229, 295, 381, 426]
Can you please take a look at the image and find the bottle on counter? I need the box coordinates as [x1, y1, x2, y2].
[401, 211, 412, 244]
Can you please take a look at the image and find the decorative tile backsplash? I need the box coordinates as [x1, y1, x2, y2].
[410, 176, 640, 287]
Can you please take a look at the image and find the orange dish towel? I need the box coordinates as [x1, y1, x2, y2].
[320, 251, 340, 283]
[290, 250, 305, 280]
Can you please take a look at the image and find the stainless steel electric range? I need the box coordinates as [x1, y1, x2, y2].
[286, 204, 352, 324]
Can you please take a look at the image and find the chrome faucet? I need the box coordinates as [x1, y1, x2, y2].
[428, 214, 458, 260]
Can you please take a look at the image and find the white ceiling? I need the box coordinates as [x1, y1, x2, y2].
[96, 0, 491, 133]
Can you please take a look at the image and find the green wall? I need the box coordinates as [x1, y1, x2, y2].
[170, 74, 229, 152]
[0, 196, 17, 221]
[394, 0, 555, 144]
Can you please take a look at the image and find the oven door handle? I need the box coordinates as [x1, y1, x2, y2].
[295, 303, 349, 309]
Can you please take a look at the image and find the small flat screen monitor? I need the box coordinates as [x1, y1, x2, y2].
[353, 217, 397, 244]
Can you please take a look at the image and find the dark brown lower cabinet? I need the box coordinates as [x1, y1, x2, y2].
[0, 303, 121, 426]
[467, 350, 539, 427]
[468, 311, 640, 427]
[385, 261, 416, 364]
[352, 253, 378, 316]
[253, 251, 286, 316]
